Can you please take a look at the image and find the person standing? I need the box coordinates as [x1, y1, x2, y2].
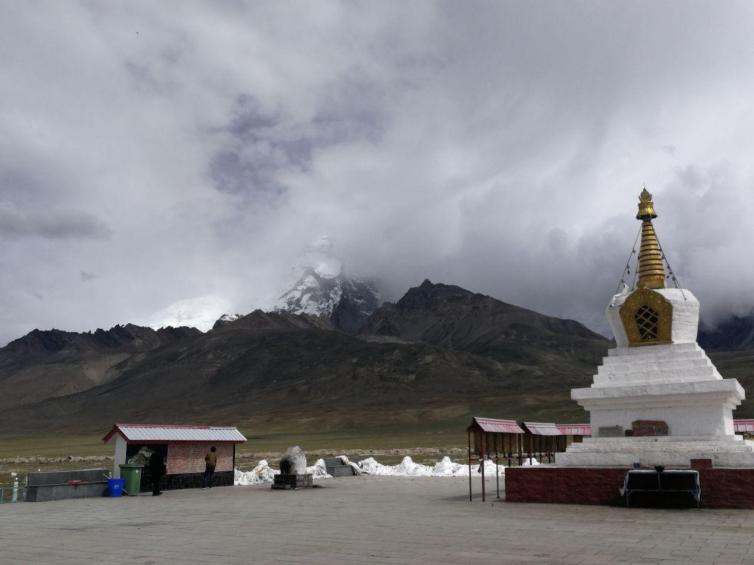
[203, 446, 217, 488]
[148, 451, 166, 496]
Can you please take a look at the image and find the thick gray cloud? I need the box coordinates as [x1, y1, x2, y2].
[1, 1, 754, 345]
[0, 203, 110, 240]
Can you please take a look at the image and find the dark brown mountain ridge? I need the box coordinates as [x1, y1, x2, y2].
[2, 280, 752, 439]
[0, 281, 611, 436]
[0, 324, 201, 410]
[360, 279, 607, 364]
[699, 311, 754, 351]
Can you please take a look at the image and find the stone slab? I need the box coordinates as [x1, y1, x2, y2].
[632, 419, 669, 436]
[272, 473, 313, 489]
[597, 425, 624, 437]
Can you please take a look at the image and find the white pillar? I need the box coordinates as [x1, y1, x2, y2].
[113, 436, 127, 478]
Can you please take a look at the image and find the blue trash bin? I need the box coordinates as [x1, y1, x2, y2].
[108, 478, 125, 497]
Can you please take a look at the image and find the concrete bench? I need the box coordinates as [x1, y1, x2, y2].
[620, 469, 700, 508]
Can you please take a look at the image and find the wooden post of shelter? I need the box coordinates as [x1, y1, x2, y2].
[495, 434, 500, 499]
[528, 432, 533, 465]
[467, 429, 472, 501]
[480, 432, 486, 502]
[506, 434, 513, 467]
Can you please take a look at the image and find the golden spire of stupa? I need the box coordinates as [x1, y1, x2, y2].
[635, 188, 666, 289]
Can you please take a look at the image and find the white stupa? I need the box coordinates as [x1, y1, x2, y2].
[557, 189, 754, 467]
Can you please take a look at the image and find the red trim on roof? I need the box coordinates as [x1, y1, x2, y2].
[467, 417, 524, 434]
[522, 422, 562, 436]
[102, 423, 246, 444]
[102, 426, 121, 443]
[735, 419, 754, 433]
[556, 424, 592, 436]
[114, 423, 217, 429]
[112, 439, 241, 445]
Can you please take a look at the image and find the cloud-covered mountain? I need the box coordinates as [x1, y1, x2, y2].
[274, 235, 381, 334]
[699, 312, 754, 351]
[0, 281, 611, 436]
[276, 267, 380, 334]
[3, 4, 754, 347]
[4, 278, 754, 439]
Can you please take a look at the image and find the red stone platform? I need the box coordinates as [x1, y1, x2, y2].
[506, 466, 754, 508]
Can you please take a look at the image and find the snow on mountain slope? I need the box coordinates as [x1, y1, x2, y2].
[273, 237, 381, 334]
[275, 267, 381, 334]
[145, 295, 232, 332]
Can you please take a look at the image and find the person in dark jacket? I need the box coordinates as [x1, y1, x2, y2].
[203, 446, 217, 488]
[148, 451, 166, 496]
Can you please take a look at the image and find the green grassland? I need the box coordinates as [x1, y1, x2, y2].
[1, 350, 748, 485]
[0, 427, 470, 486]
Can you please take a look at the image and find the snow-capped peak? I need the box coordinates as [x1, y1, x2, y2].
[276, 267, 344, 318]
[275, 268, 381, 334]
[274, 235, 381, 333]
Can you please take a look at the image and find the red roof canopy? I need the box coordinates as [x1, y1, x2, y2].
[467, 417, 524, 434]
[522, 422, 562, 436]
[556, 424, 592, 436]
[103, 423, 247, 444]
[734, 419, 754, 433]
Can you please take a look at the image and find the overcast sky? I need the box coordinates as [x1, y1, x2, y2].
[1, 1, 754, 345]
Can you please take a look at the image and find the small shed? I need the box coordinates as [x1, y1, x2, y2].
[103, 423, 247, 491]
[466, 417, 525, 501]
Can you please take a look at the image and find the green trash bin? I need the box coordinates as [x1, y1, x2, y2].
[119, 464, 143, 496]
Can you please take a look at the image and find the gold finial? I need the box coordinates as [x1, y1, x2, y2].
[635, 188, 665, 289]
[636, 187, 657, 220]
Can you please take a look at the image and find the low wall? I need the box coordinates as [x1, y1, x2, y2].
[506, 466, 754, 508]
[140, 471, 234, 492]
[26, 469, 109, 502]
[697, 469, 754, 509]
[506, 467, 627, 506]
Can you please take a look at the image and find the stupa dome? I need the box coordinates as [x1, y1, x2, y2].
[606, 189, 699, 348]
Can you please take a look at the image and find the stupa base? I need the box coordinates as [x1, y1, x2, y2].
[555, 435, 754, 467]
[505, 465, 754, 508]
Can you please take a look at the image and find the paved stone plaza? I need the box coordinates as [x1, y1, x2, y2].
[2, 476, 754, 564]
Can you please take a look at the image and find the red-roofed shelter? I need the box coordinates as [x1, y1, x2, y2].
[466, 417, 525, 501]
[104, 423, 247, 491]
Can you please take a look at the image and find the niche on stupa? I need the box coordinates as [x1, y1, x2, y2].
[619, 288, 672, 347]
